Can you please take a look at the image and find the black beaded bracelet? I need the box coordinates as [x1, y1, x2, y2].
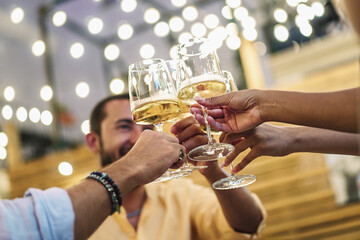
[87, 171, 122, 214]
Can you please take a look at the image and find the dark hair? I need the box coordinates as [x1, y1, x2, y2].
[90, 93, 129, 135]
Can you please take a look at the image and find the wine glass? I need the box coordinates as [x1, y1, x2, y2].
[177, 37, 234, 161]
[165, 59, 208, 171]
[212, 70, 256, 190]
[128, 58, 192, 182]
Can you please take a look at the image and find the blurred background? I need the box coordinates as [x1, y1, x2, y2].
[0, 0, 359, 239]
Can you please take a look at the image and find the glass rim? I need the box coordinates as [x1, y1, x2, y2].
[128, 58, 165, 72]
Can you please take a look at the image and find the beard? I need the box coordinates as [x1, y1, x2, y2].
[99, 137, 134, 167]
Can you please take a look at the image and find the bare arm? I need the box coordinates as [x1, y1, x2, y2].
[260, 88, 358, 133]
[68, 130, 184, 239]
[171, 117, 263, 234]
[192, 87, 359, 133]
[220, 123, 360, 173]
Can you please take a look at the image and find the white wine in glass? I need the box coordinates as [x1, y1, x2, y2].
[129, 58, 192, 182]
[212, 70, 257, 190]
[177, 37, 234, 161]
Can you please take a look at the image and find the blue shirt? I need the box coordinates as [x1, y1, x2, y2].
[0, 187, 74, 240]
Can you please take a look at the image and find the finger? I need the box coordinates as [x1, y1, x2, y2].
[206, 116, 225, 131]
[177, 121, 206, 144]
[157, 131, 180, 143]
[194, 94, 231, 108]
[219, 132, 227, 143]
[171, 116, 199, 136]
[181, 135, 208, 154]
[223, 139, 252, 167]
[221, 132, 250, 144]
[232, 149, 258, 173]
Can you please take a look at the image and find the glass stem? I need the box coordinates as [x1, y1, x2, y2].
[229, 163, 236, 178]
[154, 123, 164, 132]
[202, 106, 212, 146]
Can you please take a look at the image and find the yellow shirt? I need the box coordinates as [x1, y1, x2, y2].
[89, 178, 266, 240]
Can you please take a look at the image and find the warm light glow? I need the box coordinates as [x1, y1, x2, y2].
[226, 22, 238, 36]
[169, 17, 184, 32]
[144, 8, 160, 24]
[234, 7, 248, 21]
[0, 133, 8, 147]
[32, 40, 46, 57]
[274, 24, 289, 42]
[254, 41, 267, 56]
[88, 17, 103, 34]
[208, 26, 227, 43]
[300, 23, 313, 37]
[11, 7, 24, 24]
[117, 24, 133, 40]
[226, 0, 241, 9]
[178, 32, 193, 44]
[4, 86, 15, 102]
[41, 110, 53, 126]
[191, 22, 206, 38]
[2, 105, 13, 120]
[182, 6, 198, 22]
[221, 6, 232, 20]
[52, 11, 67, 27]
[29, 108, 41, 123]
[58, 162, 73, 176]
[286, 0, 300, 7]
[70, 42, 84, 59]
[241, 16, 256, 29]
[171, 0, 187, 8]
[140, 44, 155, 59]
[75, 82, 90, 98]
[121, 0, 137, 13]
[295, 14, 309, 28]
[297, 4, 315, 20]
[104, 44, 120, 61]
[0, 147, 6, 160]
[169, 45, 178, 60]
[81, 120, 90, 135]
[16, 107, 27, 122]
[204, 14, 219, 29]
[312, 2, 325, 17]
[242, 28, 257, 41]
[154, 21, 170, 37]
[226, 36, 241, 50]
[40, 85, 53, 101]
[274, 8, 288, 23]
[109, 78, 125, 94]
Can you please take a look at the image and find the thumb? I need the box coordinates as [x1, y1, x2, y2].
[194, 94, 230, 108]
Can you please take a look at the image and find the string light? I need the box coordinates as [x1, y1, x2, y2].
[191, 23, 206, 38]
[75, 82, 90, 98]
[234, 7, 248, 21]
[312, 2, 325, 17]
[144, 8, 160, 24]
[32, 40, 46, 57]
[58, 162, 73, 176]
[226, 0, 241, 9]
[221, 6, 232, 20]
[140, 44, 155, 59]
[121, 0, 137, 13]
[182, 6, 198, 22]
[169, 45, 178, 60]
[274, 8, 288, 23]
[10, 7, 24, 24]
[169, 17, 184, 32]
[16, 107, 27, 122]
[154, 21, 170, 37]
[0, 133, 8, 147]
[4, 86, 15, 102]
[0, 147, 6, 160]
[171, 0, 187, 8]
[104, 44, 120, 61]
[226, 36, 241, 50]
[109, 78, 125, 94]
[52, 11, 67, 27]
[70, 42, 84, 59]
[204, 14, 219, 29]
[81, 120, 90, 135]
[88, 17, 103, 34]
[2, 105, 13, 120]
[41, 110, 53, 126]
[40, 85, 53, 101]
[178, 32, 193, 44]
[29, 108, 41, 123]
[117, 24, 133, 40]
[274, 24, 289, 42]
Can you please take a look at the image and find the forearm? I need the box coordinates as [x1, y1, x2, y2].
[67, 160, 137, 240]
[259, 88, 358, 133]
[287, 126, 360, 155]
[204, 169, 263, 233]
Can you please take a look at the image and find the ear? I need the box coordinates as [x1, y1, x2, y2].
[86, 132, 100, 153]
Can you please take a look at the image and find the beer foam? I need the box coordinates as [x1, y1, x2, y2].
[178, 74, 225, 92]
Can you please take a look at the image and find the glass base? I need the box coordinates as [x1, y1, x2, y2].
[212, 174, 256, 190]
[153, 168, 192, 183]
[188, 143, 235, 161]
